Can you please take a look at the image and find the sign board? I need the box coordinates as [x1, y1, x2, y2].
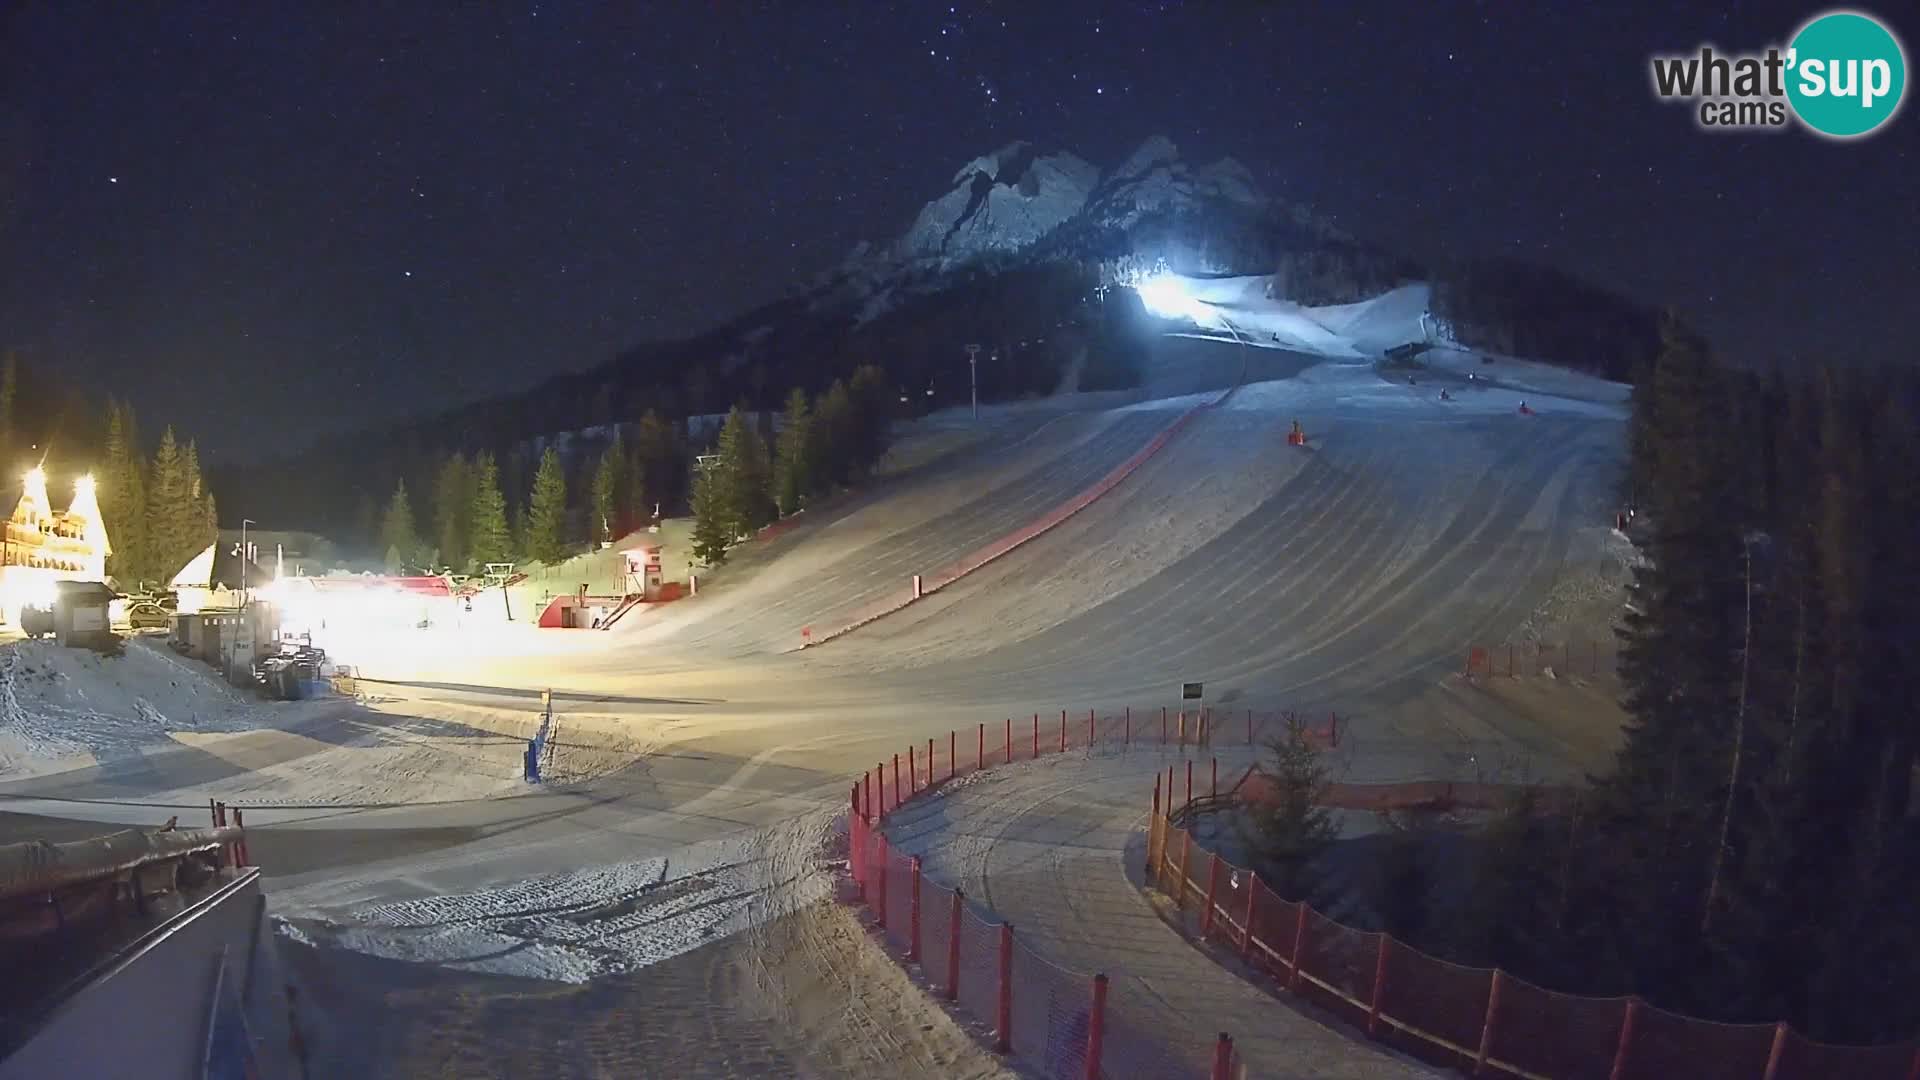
[1181, 682, 1203, 701]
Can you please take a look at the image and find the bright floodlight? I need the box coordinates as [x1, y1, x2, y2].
[75, 474, 95, 496]
[1134, 274, 1208, 322]
[24, 466, 45, 487]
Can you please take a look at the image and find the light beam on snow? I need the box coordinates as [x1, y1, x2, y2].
[1134, 273, 1213, 324]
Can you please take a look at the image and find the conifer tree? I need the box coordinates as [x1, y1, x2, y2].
[591, 432, 628, 546]
[1238, 719, 1339, 902]
[433, 452, 473, 571]
[147, 427, 194, 582]
[774, 387, 812, 516]
[526, 446, 569, 564]
[468, 452, 511, 567]
[689, 460, 729, 566]
[812, 380, 853, 489]
[380, 479, 420, 572]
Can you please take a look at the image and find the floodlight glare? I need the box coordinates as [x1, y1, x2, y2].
[1134, 274, 1208, 322]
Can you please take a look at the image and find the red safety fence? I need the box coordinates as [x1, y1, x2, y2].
[846, 701, 1311, 1078]
[1465, 640, 1618, 679]
[1145, 789, 1920, 1080]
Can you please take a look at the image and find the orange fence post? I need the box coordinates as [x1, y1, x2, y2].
[908, 745, 917, 795]
[1474, 969, 1504, 1077]
[1060, 708, 1068, 752]
[949, 731, 956, 781]
[1608, 998, 1642, 1080]
[1178, 709, 1185, 745]
[1088, 707, 1095, 747]
[978, 722, 985, 770]
[1288, 902, 1309, 991]
[1005, 717, 1012, 763]
[1761, 1022, 1790, 1080]
[892, 754, 901, 809]
[946, 888, 963, 1001]
[1210, 1033, 1234, 1080]
[908, 856, 922, 962]
[1032, 713, 1039, 759]
[929, 737, 935, 784]
[1084, 973, 1109, 1080]
[1202, 853, 1221, 938]
[996, 923, 1014, 1054]
[1186, 759, 1193, 805]
[1211, 757, 1218, 797]
[1368, 935, 1391, 1037]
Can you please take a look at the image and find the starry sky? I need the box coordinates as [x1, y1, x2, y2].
[2, 2, 1913, 457]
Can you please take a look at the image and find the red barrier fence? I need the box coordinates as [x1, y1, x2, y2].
[1465, 640, 1618, 679]
[847, 701, 1309, 1077]
[1145, 789, 1920, 1080]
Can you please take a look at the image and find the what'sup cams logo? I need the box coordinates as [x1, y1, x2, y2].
[1650, 10, 1907, 138]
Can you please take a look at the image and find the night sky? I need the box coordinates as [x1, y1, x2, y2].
[3, 2, 1913, 457]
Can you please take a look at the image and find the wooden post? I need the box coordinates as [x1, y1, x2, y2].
[1608, 998, 1642, 1080]
[1289, 901, 1309, 991]
[1201, 853, 1222, 937]
[1368, 934, 1391, 1037]
[1474, 970, 1505, 1076]
[908, 856, 922, 962]
[1761, 1021, 1790, 1080]
[946, 888, 963, 1001]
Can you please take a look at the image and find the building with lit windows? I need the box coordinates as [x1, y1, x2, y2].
[0, 468, 110, 627]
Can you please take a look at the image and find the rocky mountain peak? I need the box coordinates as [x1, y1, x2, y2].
[893, 140, 1101, 264]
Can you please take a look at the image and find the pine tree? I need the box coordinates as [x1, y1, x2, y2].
[101, 400, 142, 584]
[713, 406, 772, 538]
[774, 387, 813, 516]
[433, 453, 473, 571]
[380, 479, 420, 572]
[526, 446, 569, 564]
[1238, 718, 1339, 902]
[633, 410, 680, 514]
[813, 380, 853, 489]
[591, 432, 627, 546]
[147, 427, 194, 583]
[184, 440, 217, 562]
[468, 452, 512, 568]
[689, 460, 730, 565]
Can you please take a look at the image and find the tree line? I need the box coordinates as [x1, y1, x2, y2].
[370, 362, 898, 575]
[1255, 323, 1919, 1045]
[689, 365, 893, 565]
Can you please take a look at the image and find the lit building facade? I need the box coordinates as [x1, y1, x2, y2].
[2, 468, 110, 626]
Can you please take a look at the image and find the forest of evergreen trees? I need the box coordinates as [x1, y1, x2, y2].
[96, 400, 220, 589]
[1350, 323, 1920, 1046]
[364, 363, 899, 574]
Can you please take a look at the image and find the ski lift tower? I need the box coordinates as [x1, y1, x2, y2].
[964, 344, 981, 419]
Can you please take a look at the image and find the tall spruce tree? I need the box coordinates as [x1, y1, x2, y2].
[773, 387, 813, 516]
[468, 452, 511, 567]
[433, 452, 474, 571]
[380, 479, 420, 572]
[591, 432, 627, 546]
[689, 460, 729, 566]
[526, 446, 569, 564]
[147, 427, 196, 582]
[100, 400, 146, 584]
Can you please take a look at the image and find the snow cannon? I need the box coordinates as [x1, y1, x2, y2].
[1287, 420, 1308, 447]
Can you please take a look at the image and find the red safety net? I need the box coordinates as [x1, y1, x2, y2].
[1243, 878, 1301, 984]
[956, 904, 1002, 1033]
[1295, 907, 1379, 1026]
[918, 875, 955, 994]
[882, 856, 911, 952]
[1377, 940, 1494, 1064]
[1485, 974, 1626, 1080]
[1099, 976, 1209, 1080]
[1007, 936, 1091, 1076]
[1618, 1001, 1775, 1080]
[1772, 1030, 1918, 1080]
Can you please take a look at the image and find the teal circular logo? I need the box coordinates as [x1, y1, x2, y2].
[1786, 11, 1907, 138]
